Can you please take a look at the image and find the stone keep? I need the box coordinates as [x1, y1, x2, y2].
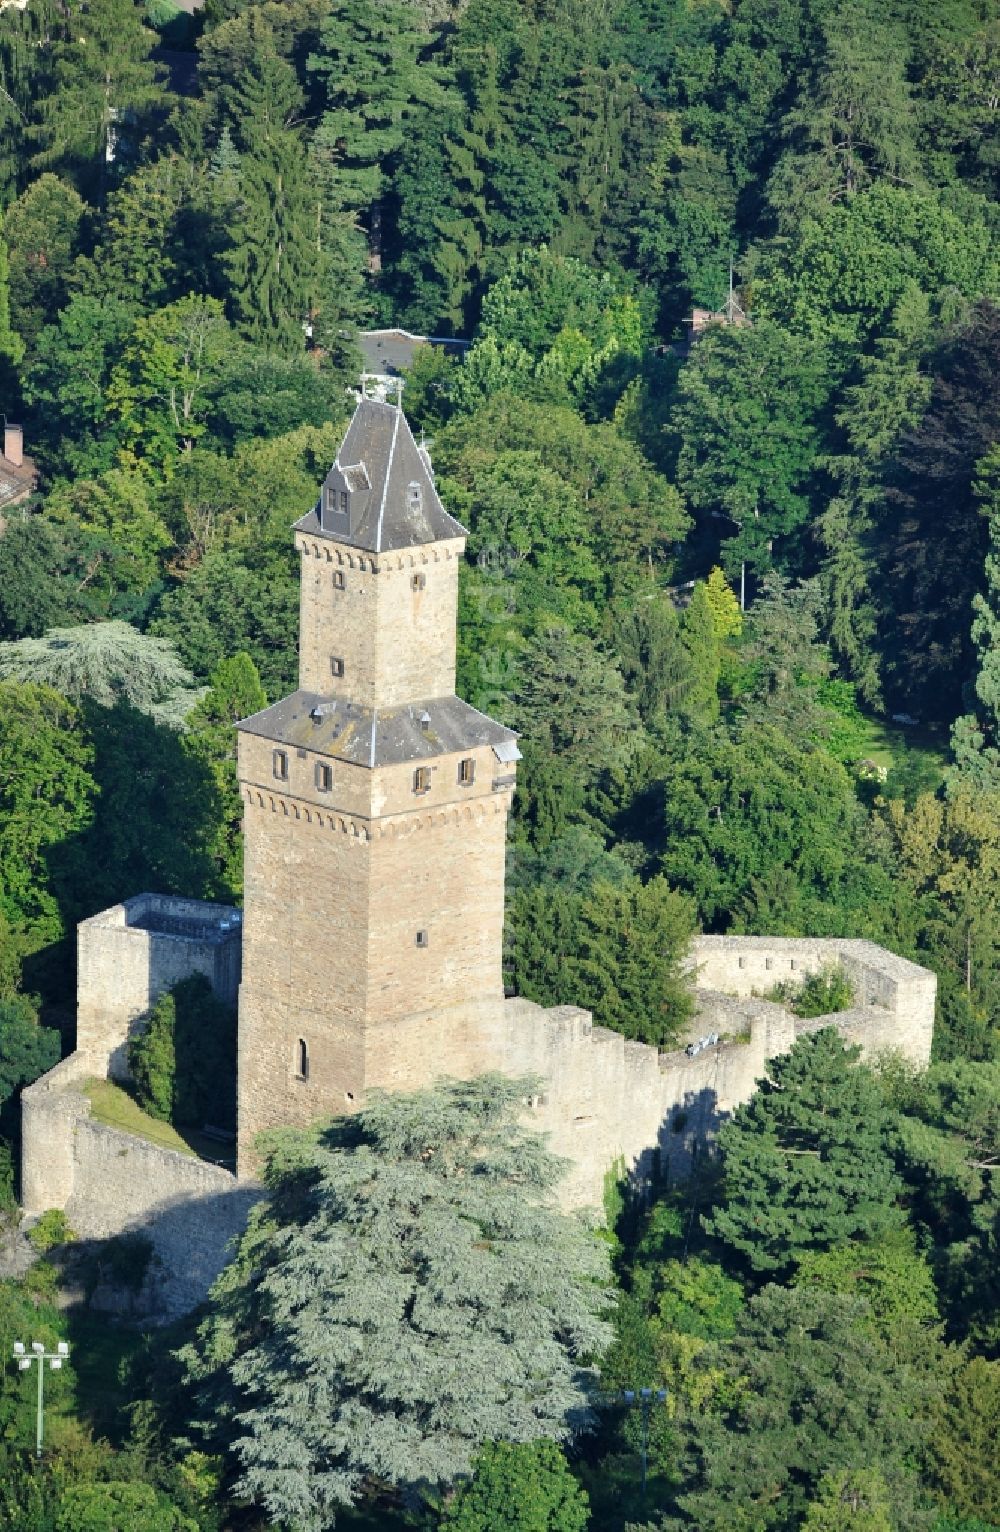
[236, 398, 519, 1170]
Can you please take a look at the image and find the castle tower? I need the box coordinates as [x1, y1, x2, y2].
[235, 398, 519, 1171]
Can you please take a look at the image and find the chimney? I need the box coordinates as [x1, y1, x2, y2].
[4, 423, 23, 467]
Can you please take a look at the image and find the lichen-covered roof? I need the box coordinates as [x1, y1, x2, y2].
[237, 690, 517, 768]
[294, 398, 467, 554]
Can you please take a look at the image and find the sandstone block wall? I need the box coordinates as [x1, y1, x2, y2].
[22, 1067, 259, 1318]
[77, 894, 242, 1079]
[236, 782, 512, 1172]
[690, 935, 935, 1066]
[296, 532, 464, 705]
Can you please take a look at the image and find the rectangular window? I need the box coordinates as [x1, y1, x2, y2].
[458, 757, 475, 786]
[273, 749, 288, 781]
[415, 929, 429, 948]
[412, 572, 426, 592]
[331, 656, 345, 678]
[340, 490, 348, 513]
[315, 762, 332, 792]
[413, 766, 431, 795]
[333, 569, 345, 591]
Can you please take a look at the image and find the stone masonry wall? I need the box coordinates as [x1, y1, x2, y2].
[295, 533, 464, 705]
[77, 894, 242, 1079]
[24, 931, 936, 1314]
[22, 1065, 258, 1318]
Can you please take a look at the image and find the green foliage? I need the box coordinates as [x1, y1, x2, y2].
[129, 975, 236, 1130]
[3, 173, 86, 343]
[509, 875, 695, 1048]
[662, 1284, 940, 1531]
[55, 1481, 197, 1532]
[802, 1468, 894, 1532]
[0, 995, 60, 1125]
[670, 321, 832, 575]
[0, 624, 201, 723]
[440, 1440, 590, 1532]
[929, 1358, 1000, 1525]
[0, 681, 96, 952]
[704, 1029, 905, 1274]
[182, 1077, 613, 1527]
[794, 1230, 940, 1336]
[768, 963, 855, 1018]
[28, 0, 167, 199]
[27, 1208, 75, 1252]
[223, 53, 319, 353]
[183, 652, 267, 894]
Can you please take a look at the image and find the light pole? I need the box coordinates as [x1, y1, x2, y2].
[13, 1340, 68, 1457]
[622, 1387, 668, 1501]
[595, 1386, 668, 1503]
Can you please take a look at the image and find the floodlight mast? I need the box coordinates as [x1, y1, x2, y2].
[11, 1339, 69, 1457]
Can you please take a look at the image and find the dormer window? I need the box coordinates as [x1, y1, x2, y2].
[321, 462, 370, 536]
[407, 482, 423, 514]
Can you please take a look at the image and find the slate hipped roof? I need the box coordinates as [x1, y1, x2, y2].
[238, 691, 518, 769]
[293, 398, 467, 554]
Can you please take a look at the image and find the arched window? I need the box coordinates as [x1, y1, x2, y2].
[295, 1038, 309, 1081]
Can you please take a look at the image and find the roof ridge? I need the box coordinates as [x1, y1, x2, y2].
[333, 397, 366, 472]
[374, 406, 403, 554]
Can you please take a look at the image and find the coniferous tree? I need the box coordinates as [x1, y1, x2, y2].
[181, 1077, 612, 1528]
[765, 0, 919, 228]
[951, 448, 1000, 788]
[28, 0, 167, 200]
[308, 0, 447, 255]
[704, 1029, 905, 1274]
[224, 53, 318, 353]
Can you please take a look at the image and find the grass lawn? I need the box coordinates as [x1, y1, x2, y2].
[855, 710, 949, 780]
[82, 1080, 236, 1170]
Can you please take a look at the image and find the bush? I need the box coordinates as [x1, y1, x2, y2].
[27, 1209, 75, 1251]
[128, 976, 236, 1130]
[769, 964, 854, 1018]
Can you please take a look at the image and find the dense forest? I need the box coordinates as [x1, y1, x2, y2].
[0, 0, 998, 1527]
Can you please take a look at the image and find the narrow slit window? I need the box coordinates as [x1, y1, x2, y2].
[340, 490, 348, 513]
[295, 1038, 309, 1080]
[315, 762, 332, 792]
[413, 766, 431, 795]
[273, 749, 288, 781]
[458, 757, 475, 786]
[331, 656, 345, 678]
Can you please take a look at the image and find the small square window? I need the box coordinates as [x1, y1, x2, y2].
[333, 569, 345, 591]
[331, 656, 345, 678]
[315, 762, 332, 792]
[412, 572, 426, 592]
[273, 749, 288, 781]
[458, 757, 475, 786]
[413, 767, 431, 795]
[415, 929, 429, 948]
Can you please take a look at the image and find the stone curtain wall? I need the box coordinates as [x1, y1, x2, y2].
[22, 1064, 259, 1318]
[690, 936, 936, 1066]
[22, 930, 936, 1313]
[77, 894, 242, 1079]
